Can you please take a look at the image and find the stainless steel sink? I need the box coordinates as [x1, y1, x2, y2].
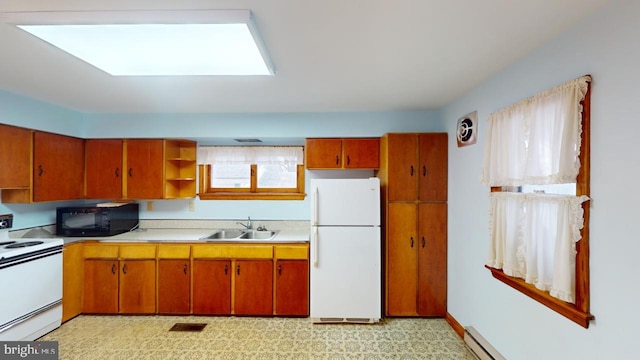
[240, 230, 279, 240]
[199, 229, 279, 241]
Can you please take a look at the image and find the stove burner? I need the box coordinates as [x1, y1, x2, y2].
[5, 241, 44, 249]
[0, 241, 16, 246]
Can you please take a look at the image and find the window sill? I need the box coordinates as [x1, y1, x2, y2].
[198, 192, 306, 200]
[485, 265, 594, 328]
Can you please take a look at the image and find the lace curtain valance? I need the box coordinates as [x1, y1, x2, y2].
[480, 75, 591, 186]
[198, 146, 303, 166]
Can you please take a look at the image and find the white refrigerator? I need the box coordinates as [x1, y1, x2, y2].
[309, 177, 381, 323]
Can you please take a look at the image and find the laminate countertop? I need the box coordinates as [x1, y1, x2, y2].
[62, 228, 309, 245]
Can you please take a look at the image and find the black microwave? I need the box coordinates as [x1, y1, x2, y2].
[56, 203, 139, 237]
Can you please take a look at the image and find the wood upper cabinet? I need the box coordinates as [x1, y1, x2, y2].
[33, 131, 85, 202]
[119, 259, 156, 314]
[85, 139, 123, 199]
[234, 260, 273, 315]
[305, 138, 379, 169]
[386, 202, 447, 316]
[275, 260, 309, 316]
[384, 133, 447, 202]
[0, 124, 31, 189]
[125, 139, 164, 199]
[192, 260, 232, 315]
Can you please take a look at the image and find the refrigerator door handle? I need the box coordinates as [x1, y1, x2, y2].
[312, 186, 319, 226]
[313, 226, 319, 267]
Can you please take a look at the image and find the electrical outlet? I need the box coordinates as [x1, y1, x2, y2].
[147, 201, 153, 211]
[189, 201, 195, 212]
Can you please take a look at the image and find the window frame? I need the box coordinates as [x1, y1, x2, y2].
[198, 163, 306, 200]
[485, 80, 593, 328]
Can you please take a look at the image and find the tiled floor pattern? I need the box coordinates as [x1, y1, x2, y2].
[40, 315, 475, 359]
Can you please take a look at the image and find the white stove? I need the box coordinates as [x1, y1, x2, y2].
[0, 214, 64, 341]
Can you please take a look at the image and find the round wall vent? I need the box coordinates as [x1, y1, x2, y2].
[457, 111, 477, 147]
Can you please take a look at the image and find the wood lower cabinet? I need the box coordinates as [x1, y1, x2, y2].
[62, 243, 84, 322]
[386, 202, 447, 316]
[305, 138, 379, 169]
[83, 243, 156, 314]
[83, 259, 119, 313]
[119, 260, 156, 314]
[192, 260, 232, 315]
[275, 260, 309, 316]
[235, 260, 273, 315]
[157, 245, 191, 314]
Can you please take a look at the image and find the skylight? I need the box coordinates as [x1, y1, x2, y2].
[4, 10, 275, 76]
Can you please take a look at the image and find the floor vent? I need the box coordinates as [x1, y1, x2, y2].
[169, 323, 207, 332]
[464, 326, 506, 360]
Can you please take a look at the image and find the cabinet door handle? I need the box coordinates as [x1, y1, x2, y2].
[335, 155, 340, 165]
[224, 264, 228, 275]
[410, 165, 414, 176]
[122, 263, 127, 275]
[128, 168, 133, 177]
[346, 155, 350, 165]
[237, 264, 241, 276]
[38, 165, 44, 177]
[278, 265, 282, 275]
[422, 236, 426, 248]
[423, 165, 427, 177]
[111, 263, 116, 275]
[115, 167, 120, 178]
[183, 264, 188, 275]
[410, 237, 414, 248]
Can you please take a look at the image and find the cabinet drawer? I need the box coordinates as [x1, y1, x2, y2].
[119, 244, 157, 259]
[192, 245, 273, 259]
[274, 245, 308, 260]
[84, 244, 119, 259]
[157, 244, 191, 259]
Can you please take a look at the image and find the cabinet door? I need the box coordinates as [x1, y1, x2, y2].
[193, 260, 231, 315]
[386, 203, 418, 316]
[157, 260, 190, 314]
[62, 243, 84, 322]
[418, 133, 448, 201]
[305, 138, 342, 169]
[125, 139, 164, 199]
[83, 260, 119, 313]
[343, 138, 379, 169]
[235, 260, 273, 315]
[417, 203, 447, 316]
[86, 139, 123, 199]
[119, 260, 156, 314]
[386, 134, 418, 201]
[275, 260, 309, 316]
[0, 124, 31, 189]
[33, 132, 85, 202]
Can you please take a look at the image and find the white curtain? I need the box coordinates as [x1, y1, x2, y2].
[487, 192, 589, 302]
[480, 76, 591, 186]
[482, 75, 591, 303]
[197, 146, 303, 165]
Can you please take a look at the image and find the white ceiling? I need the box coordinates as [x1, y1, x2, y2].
[0, 0, 612, 114]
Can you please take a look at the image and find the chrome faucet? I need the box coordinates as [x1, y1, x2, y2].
[237, 216, 252, 230]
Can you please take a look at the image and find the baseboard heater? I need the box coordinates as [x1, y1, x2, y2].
[464, 326, 506, 360]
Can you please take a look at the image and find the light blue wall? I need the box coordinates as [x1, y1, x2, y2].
[441, 0, 638, 358]
[1, 94, 442, 227]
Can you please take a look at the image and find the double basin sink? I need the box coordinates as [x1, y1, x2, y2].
[199, 229, 279, 241]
